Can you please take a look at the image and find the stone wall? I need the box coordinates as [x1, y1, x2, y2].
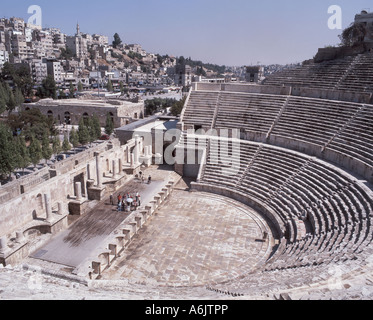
[314, 43, 373, 63]
[0, 167, 51, 205]
[22, 99, 144, 128]
[291, 86, 372, 104]
[195, 82, 292, 96]
[0, 138, 139, 238]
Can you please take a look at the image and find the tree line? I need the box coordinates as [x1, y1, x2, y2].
[0, 109, 112, 180]
[145, 96, 187, 117]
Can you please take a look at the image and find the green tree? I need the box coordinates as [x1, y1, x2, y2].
[112, 33, 122, 49]
[41, 75, 57, 99]
[6, 90, 16, 115]
[29, 135, 43, 168]
[78, 81, 83, 92]
[107, 79, 113, 92]
[0, 122, 17, 178]
[69, 127, 79, 148]
[8, 108, 56, 142]
[62, 134, 71, 152]
[78, 118, 90, 145]
[60, 47, 74, 60]
[59, 89, 65, 99]
[0, 62, 33, 97]
[105, 113, 114, 136]
[339, 22, 367, 47]
[86, 117, 96, 144]
[0, 83, 8, 114]
[170, 96, 187, 116]
[91, 114, 102, 140]
[52, 135, 62, 157]
[14, 135, 30, 173]
[41, 132, 53, 164]
[69, 82, 75, 98]
[14, 88, 24, 108]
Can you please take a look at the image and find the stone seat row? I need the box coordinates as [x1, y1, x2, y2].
[199, 140, 373, 266]
[264, 53, 373, 93]
[263, 56, 356, 89]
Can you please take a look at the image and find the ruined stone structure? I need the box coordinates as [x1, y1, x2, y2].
[0, 136, 148, 267]
[23, 98, 145, 127]
[172, 71, 373, 298]
[263, 51, 373, 100]
[2, 37, 373, 301]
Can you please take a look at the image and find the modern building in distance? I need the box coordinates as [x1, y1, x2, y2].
[245, 66, 264, 83]
[174, 64, 192, 87]
[46, 59, 63, 85]
[66, 23, 88, 59]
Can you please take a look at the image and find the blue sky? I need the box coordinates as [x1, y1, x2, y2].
[1, 0, 372, 65]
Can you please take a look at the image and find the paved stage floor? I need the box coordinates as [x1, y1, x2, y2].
[101, 190, 272, 287]
[30, 167, 176, 268]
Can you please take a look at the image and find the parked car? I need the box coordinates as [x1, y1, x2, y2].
[100, 134, 110, 140]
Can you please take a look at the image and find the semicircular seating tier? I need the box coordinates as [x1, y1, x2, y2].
[262, 52, 373, 93]
[180, 90, 373, 183]
[191, 138, 373, 271]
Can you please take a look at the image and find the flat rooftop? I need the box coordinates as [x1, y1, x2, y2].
[27, 98, 141, 108]
[133, 119, 178, 133]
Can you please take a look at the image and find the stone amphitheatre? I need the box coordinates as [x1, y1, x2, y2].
[1, 37, 373, 301]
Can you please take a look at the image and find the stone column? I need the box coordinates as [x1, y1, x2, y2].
[96, 154, 102, 188]
[75, 182, 82, 201]
[126, 146, 130, 164]
[144, 146, 149, 157]
[118, 158, 122, 175]
[16, 231, 25, 243]
[130, 153, 135, 167]
[139, 138, 143, 157]
[87, 164, 91, 180]
[112, 160, 116, 178]
[134, 141, 139, 165]
[58, 202, 64, 215]
[44, 193, 52, 222]
[82, 175, 87, 197]
[0, 236, 8, 254]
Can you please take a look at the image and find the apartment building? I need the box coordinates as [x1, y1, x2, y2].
[29, 59, 48, 84]
[0, 50, 9, 68]
[10, 33, 28, 60]
[174, 64, 192, 87]
[46, 60, 63, 84]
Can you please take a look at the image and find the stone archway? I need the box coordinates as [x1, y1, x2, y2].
[64, 112, 71, 125]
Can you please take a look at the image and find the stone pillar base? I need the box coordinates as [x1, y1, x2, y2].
[87, 186, 106, 201]
[139, 155, 152, 167]
[68, 199, 89, 216]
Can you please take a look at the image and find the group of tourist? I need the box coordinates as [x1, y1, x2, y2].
[139, 171, 151, 184]
[107, 171, 152, 212]
[110, 192, 142, 212]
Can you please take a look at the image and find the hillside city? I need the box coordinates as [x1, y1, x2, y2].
[0, 16, 292, 101]
[1, 6, 373, 302]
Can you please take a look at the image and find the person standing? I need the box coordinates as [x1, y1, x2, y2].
[110, 194, 114, 205]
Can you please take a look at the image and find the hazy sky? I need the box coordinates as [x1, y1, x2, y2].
[2, 0, 372, 65]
